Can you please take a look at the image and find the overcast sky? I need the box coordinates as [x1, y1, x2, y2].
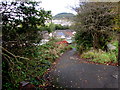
[1, 0, 80, 15]
[40, 0, 79, 16]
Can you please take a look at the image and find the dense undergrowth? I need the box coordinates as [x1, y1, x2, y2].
[2, 38, 72, 89]
[80, 41, 118, 65]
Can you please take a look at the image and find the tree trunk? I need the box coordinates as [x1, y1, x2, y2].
[92, 33, 100, 50]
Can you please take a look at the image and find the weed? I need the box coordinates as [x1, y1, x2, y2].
[81, 47, 117, 65]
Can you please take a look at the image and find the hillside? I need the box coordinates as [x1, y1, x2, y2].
[53, 12, 75, 19]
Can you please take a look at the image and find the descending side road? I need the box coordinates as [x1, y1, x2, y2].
[45, 48, 118, 88]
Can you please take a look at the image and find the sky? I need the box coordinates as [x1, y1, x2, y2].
[1, 0, 79, 16]
[40, 0, 79, 16]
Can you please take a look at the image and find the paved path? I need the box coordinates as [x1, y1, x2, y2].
[45, 49, 118, 88]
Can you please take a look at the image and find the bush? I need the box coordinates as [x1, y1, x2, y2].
[39, 24, 70, 31]
[55, 24, 69, 30]
[75, 31, 93, 53]
[111, 40, 118, 54]
[2, 38, 70, 89]
[39, 23, 55, 33]
[81, 48, 117, 64]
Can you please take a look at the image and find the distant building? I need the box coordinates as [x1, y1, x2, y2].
[53, 30, 75, 44]
[53, 30, 75, 38]
[36, 30, 76, 45]
[52, 19, 73, 26]
[45, 19, 73, 26]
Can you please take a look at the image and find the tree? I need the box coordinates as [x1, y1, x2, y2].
[74, 2, 118, 52]
[112, 2, 120, 65]
[2, 1, 51, 54]
[1, 1, 52, 89]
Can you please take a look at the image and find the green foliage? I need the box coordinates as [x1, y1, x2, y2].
[75, 31, 93, 53]
[66, 44, 76, 50]
[81, 50, 117, 64]
[48, 23, 55, 32]
[112, 2, 120, 33]
[81, 41, 118, 64]
[54, 24, 70, 30]
[2, 38, 69, 89]
[111, 40, 118, 48]
[111, 40, 118, 55]
[1, 1, 52, 89]
[74, 2, 117, 52]
[2, 1, 52, 49]
[39, 24, 70, 31]
[39, 23, 55, 33]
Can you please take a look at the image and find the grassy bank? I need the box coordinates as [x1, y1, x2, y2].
[80, 41, 118, 66]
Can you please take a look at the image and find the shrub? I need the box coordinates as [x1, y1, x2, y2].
[2, 38, 70, 89]
[81, 51, 95, 59]
[55, 24, 69, 30]
[81, 48, 117, 64]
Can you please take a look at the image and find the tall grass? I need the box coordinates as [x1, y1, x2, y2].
[81, 41, 118, 65]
